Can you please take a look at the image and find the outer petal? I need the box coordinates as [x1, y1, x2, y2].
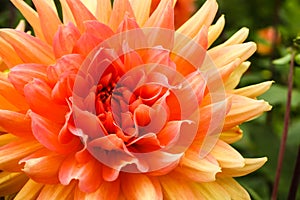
[9, 63, 48, 95]
[176, 152, 221, 182]
[233, 81, 273, 99]
[190, 181, 230, 200]
[10, 0, 45, 40]
[210, 140, 245, 168]
[59, 155, 103, 193]
[65, 0, 97, 32]
[0, 172, 28, 196]
[24, 79, 68, 123]
[74, 179, 120, 200]
[159, 173, 198, 199]
[53, 23, 81, 59]
[225, 61, 250, 89]
[32, 0, 62, 44]
[177, 0, 218, 38]
[20, 150, 66, 184]
[0, 37, 23, 68]
[219, 126, 243, 144]
[216, 178, 251, 200]
[121, 174, 162, 200]
[14, 179, 44, 200]
[129, 0, 152, 26]
[219, 157, 268, 177]
[37, 181, 76, 200]
[209, 42, 256, 68]
[95, 0, 112, 24]
[0, 139, 42, 171]
[109, 0, 135, 31]
[29, 111, 81, 154]
[0, 110, 33, 138]
[208, 15, 225, 47]
[144, 0, 174, 29]
[0, 29, 54, 65]
[223, 94, 272, 130]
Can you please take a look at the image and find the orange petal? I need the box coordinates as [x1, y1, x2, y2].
[53, 23, 81, 59]
[0, 139, 42, 171]
[37, 181, 76, 200]
[144, 0, 174, 29]
[59, 155, 103, 193]
[20, 150, 66, 184]
[121, 174, 162, 200]
[9, 63, 48, 95]
[32, 0, 62, 45]
[83, 20, 114, 40]
[74, 179, 120, 200]
[219, 157, 267, 177]
[210, 140, 245, 168]
[14, 179, 44, 200]
[109, 0, 135, 31]
[29, 111, 81, 154]
[0, 29, 54, 65]
[10, 0, 45, 40]
[224, 94, 272, 130]
[216, 178, 251, 200]
[0, 75, 29, 110]
[0, 110, 33, 138]
[0, 37, 23, 68]
[0, 134, 18, 147]
[24, 79, 68, 123]
[0, 171, 28, 196]
[65, 0, 97, 32]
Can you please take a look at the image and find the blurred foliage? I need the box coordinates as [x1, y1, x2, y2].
[0, 0, 300, 199]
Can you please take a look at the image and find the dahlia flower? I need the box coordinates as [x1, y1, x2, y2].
[0, 0, 272, 199]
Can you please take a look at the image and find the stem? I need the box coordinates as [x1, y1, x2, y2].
[288, 145, 300, 200]
[271, 51, 295, 200]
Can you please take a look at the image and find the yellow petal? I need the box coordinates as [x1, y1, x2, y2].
[37, 181, 76, 200]
[95, 0, 112, 24]
[159, 174, 198, 200]
[219, 126, 243, 144]
[177, 0, 218, 38]
[210, 140, 245, 168]
[10, 0, 45, 41]
[59, 0, 76, 24]
[233, 81, 274, 99]
[177, 152, 221, 182]
[209, 42, 256, 68]
[0, 134, 18, 147]
[214, 27, 249, 49]
[0, 171, 28, 196]
[224, 94, 272, 130]
[191, 181, 230, 200]
[14, 179, 44, 200]
[219, 157, 267, 177]
[216, 178, 251, 200]
[15, 19, 26, 31]
[225, 61, 250, 89]
[208, 15, 225, 47]
[129, 0, 151, 26]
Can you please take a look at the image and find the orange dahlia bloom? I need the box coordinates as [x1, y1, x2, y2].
[0, 0, 272, 199]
